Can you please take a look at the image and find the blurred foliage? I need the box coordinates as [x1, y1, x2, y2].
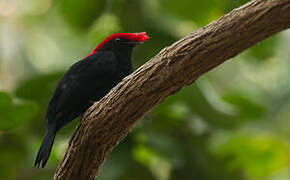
[0, 92, 38, 130]
[0, 0, 289, 179]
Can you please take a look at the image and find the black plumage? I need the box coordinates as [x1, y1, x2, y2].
[35, 32, 149, 168]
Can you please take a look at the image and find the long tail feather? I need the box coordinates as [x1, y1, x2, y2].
[34, 129, 56, 168]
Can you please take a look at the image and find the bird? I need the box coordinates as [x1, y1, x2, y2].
[34, 32, 149, 168]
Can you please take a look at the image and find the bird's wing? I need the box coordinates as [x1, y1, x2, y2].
[46, 51, 117, 126]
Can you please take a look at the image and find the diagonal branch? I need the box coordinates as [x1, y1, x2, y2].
[54, 0, 290, 179]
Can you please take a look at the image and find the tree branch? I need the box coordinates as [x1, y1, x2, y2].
[54, 0, 290, 179]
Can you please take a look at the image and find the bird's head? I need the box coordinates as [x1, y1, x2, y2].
[91, 32, 149, 54]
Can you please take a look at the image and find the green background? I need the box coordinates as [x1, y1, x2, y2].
[0, 0, 289, 179]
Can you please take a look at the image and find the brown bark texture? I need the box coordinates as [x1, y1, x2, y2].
[54, 0, 290, 179]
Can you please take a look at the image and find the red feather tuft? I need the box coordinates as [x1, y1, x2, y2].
[84, 32, 149, 59]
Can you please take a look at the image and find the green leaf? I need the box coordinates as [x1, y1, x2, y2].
[15, 72, 63, 107]
[214, 134, 289, 178]
[0, 101, 39, 130]
[0, 133, 28, 178]
[222, 94, 265, 120]
[59, 0, 107, 29]
[247, 36, 278, 61]
[225, 0, 250, 12]
[88, 13, 121, 45]
[0, 92, 12, 106]
[159, 0, 226, 26]
[0, 92, 39, 130]
[133, 144, 171, 180]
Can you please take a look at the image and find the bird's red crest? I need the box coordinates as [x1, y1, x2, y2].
[84, 32, 149, 58]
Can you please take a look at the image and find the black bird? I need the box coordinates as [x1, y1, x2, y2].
[35, 32, 149, 168]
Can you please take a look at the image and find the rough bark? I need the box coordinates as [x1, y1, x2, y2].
[54, 0, 290, 179]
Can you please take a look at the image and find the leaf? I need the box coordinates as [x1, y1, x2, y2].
[0, 92, 12, 106]
[247, 36, 278, 61]
[133, 144, 171, 180]
[222, 94, 265, 120]
[159, 0, 226, 26]
[15, 72, 63, 107]
[59, 0, 107, 29]
[88, 13, 121, 45]
[0, 92, 39, 130]
[214, 134, 289, 178]
[0, 133, 28, 178]
[225, 0, 251, 12]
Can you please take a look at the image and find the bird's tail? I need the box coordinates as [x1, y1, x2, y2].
[34, 128, 56, 168]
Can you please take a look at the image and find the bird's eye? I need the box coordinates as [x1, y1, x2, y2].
[115, 38, 121, 42]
